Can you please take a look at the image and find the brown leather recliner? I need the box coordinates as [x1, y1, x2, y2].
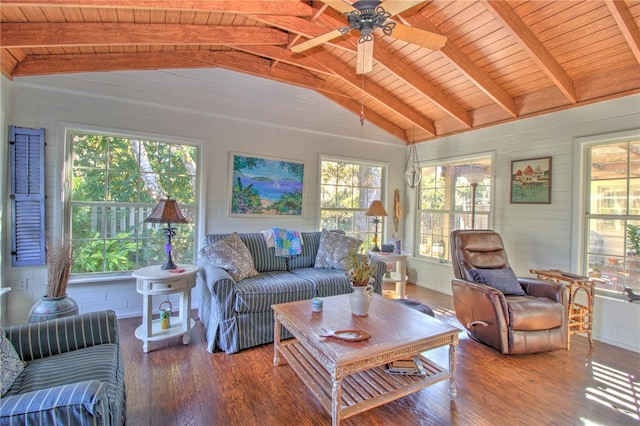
[450, 229, 569, 354]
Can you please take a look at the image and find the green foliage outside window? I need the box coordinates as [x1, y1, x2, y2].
[319, 159, 384, 246]
[69, 131, 198, 274]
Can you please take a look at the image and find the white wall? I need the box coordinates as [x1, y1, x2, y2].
[1, 69, 406, 325]
[403, 95, 640, 352]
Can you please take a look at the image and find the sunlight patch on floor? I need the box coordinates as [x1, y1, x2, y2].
[584, 361, 639, 422]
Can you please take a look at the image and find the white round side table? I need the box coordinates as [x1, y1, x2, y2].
[368, 251, 411, 299]
[132, 264, 198, 353]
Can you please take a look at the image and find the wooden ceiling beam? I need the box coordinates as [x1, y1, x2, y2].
[604, 0, 640, 65]
[249, 15, 356, 53]
[9, 50, 346, 97]
[1, 23, 288, 48]
[400, 13, 517, 118]
[1, 1, 312, 16]
[482, 0, 578, 104]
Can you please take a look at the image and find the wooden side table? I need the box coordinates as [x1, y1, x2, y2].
[530, 269, 595, 349]
[132, 264, 198, 353]
[368, 251, 410, 299]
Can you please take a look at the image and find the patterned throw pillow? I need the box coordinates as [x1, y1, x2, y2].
[469, 267, 526, 296]
[314, 229, 363, 270]
[200, 232, 258, 282]
[1, 330, 25, 396]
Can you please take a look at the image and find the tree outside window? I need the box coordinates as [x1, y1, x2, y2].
[319, 158, 385, 248]
[417, 157, 491, 262]
[585, 140, 639, 294]
[68, 131, 198, 274]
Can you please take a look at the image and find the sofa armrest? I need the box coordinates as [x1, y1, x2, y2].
[518, 277, 569, 305]
[196, 257, 237, 318]
[5, 310, 119, 362]
[0, 380, 109, 425]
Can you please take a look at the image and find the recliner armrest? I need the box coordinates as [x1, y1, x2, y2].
[0, 380, 108, 424]
[4, 310, 119, 362]
[518, 277, 568, 305]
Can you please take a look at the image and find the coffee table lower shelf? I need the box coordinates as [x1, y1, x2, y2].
[278, 339, 450, 421]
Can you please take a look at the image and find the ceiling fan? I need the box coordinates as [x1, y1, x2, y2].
[291, 0, 447, 74]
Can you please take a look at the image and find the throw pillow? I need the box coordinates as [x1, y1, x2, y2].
[1, 330, 25, 396]
[469, 268, 526, 296]
[314, 229, 363, 270]
[200, 233, 258, 282]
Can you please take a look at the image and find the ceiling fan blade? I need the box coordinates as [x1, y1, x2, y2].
[356, 39, 374, 74]
[291, 28, 347, 53]
[390, 22, 447, 51]
[382, 0, 425, 17]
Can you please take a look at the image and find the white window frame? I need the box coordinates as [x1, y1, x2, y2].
[573, 129, 640, 296]
[57, 123, 205, 281]
[318, 154, 388, 244]
[415, 153, 494, 263]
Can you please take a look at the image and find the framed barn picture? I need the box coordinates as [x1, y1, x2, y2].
[510, 156, 552, 204]
[229, 152, 305, 217]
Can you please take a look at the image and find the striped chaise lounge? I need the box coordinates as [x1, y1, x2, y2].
[1, 310, 126, 426]
[197, 231, 385, 354]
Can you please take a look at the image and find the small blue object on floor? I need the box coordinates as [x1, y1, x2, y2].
[395, 299, 435, 317]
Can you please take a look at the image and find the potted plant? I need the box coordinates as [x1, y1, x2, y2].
[344, 249, 377, 316]
[28, 238, 79, 322]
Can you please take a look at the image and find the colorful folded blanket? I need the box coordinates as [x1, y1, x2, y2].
[271, 228, 302, 257]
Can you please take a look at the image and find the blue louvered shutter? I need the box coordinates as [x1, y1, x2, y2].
[10, 126, 46, 266]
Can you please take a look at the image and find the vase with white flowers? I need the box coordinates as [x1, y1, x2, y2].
[28, 238, 79, 322]
[344, 249, 376, 316]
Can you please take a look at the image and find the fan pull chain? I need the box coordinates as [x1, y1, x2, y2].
[360, 74, 365, 126]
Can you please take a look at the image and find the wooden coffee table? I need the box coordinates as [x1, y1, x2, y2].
[273, 293, 460, 426]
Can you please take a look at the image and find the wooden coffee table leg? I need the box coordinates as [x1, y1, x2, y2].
[273, 315, 281, 366]
[331, 376, 342, 426]
[449, 342, 457, 398]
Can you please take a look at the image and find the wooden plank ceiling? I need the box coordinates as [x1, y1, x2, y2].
[1, 1, 639, 144]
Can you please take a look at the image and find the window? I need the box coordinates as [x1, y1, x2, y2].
[66, 130, 199, 274]
[319, 157, 386, 245]
[584, 139, 639, 294]
[417, 156, 492, 262]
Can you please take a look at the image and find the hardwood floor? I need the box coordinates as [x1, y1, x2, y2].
[119, 284, 639, 425]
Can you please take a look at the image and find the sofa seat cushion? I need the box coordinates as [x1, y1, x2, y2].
[234, 272, 316, 313]
[290, 268, 352, 297]
[6, 343, 120, 396]
[507, 296, 564, 331]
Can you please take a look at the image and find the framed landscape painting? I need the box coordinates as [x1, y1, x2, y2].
[510, 156, 552, 204]
[229, 152, 304, 216]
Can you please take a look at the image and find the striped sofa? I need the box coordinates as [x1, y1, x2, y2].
[1, 310, 125, 426]
[197, 231, 385, 354]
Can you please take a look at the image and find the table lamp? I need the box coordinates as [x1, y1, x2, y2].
[144, 196, 188, 270]
[365, 200, 388, 252]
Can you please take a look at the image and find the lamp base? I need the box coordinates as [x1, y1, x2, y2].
[161, 258, 178, 270]
[161, 240, 178, 270]
[372, 246, 381, 252]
